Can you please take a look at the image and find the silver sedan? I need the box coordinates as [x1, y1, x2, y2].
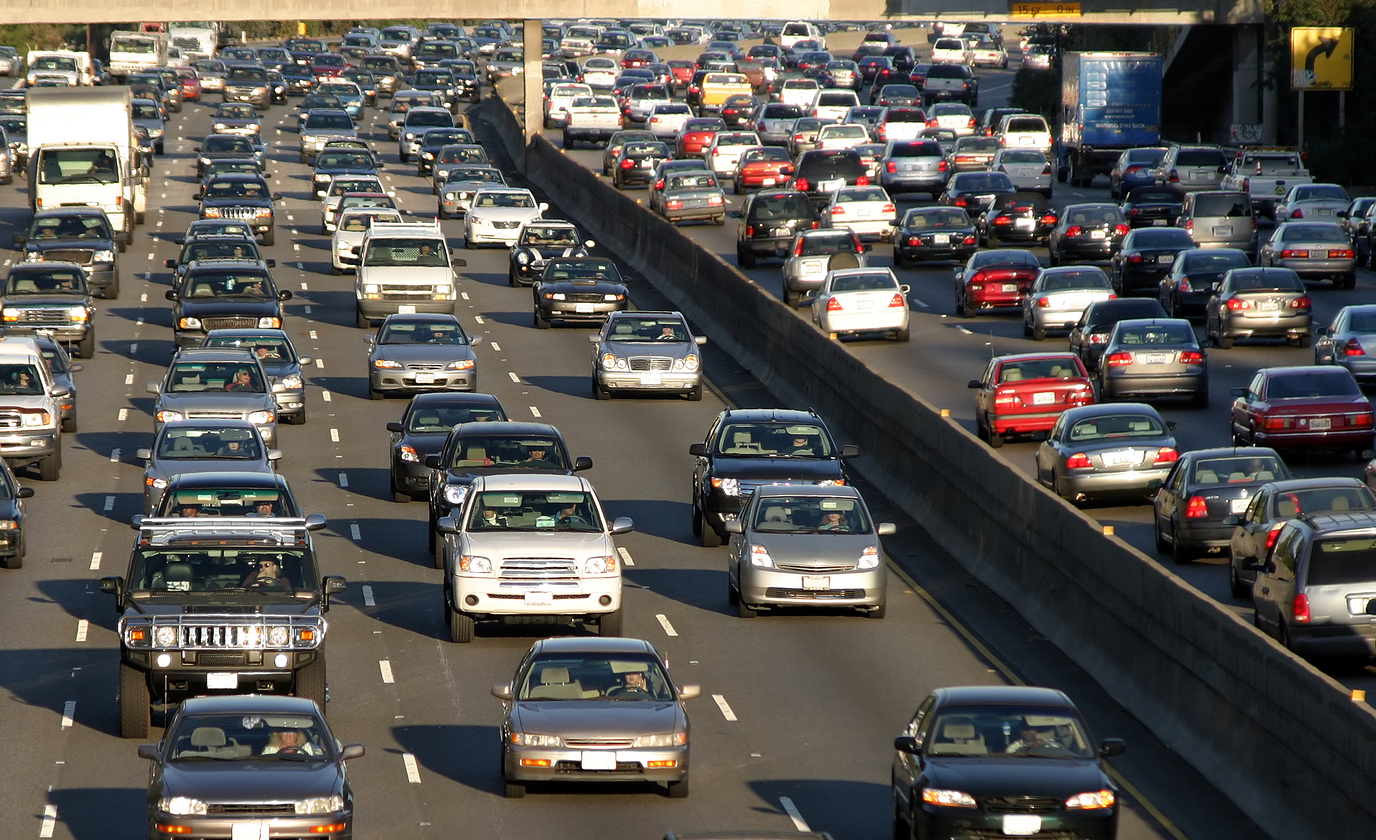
[1021, 265, 1115, 341]
[1315, 304, 1376, 384]
[1035, 403, 1178, 505]
[1258, 221, 1357, 288]
[590, 311, 706, 400]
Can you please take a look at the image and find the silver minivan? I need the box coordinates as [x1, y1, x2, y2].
[1154, 145, 1228, 192]
[1178, 190, 1256, 252]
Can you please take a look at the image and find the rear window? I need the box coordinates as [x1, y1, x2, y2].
[1175, 148, 1226, 166]
[1006, 117, 1048, 133]
[1231, 271, 1304, 292]
[1193, 194, 1251, 217]
[798, 234, 859, 257]
[1000, 150, 1046, 163]
[1349, 310, 1376, 332]
[926, 65, 968, 79]
[752, 195, 816, 220]
[1266, 370, 1360, 398]
[884, 109, 926, 123]
[956, 138, 1000, 153]
[818, 92, 858, 106]
[1067, 413, 1165, 441]
[1129, 229, 1194, 248]
[1279, 224, 1349, 243]
[1308, 539, 1376, 586]
[1113, 323, 1196, 345]
[1191, 456, 1283, 483]
[902, 209, 971, 228]
[797, 152, 864, 180]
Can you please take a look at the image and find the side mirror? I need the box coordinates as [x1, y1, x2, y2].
[893, 735, 921, 754]
[297, 355, 313, 366]
[573, 455, 593, 472]
[1231, 387, 1247, 397]
[877, 522, 896, 536]
[271, 382, 287, 393]
[69, 364, 83, 372]
[1316, 326, 1330, 336]
[164, 290, 177, 301]
[424, 454, 442, 469]
[470, 336, 482, 345]
[728, 210, 742, 218]
[17, 486, 33, 499]
[349, 245, 361, 255]
[491, 683, 513, 701]
[339, 744, 365, 761]
[1165, 421, 1178, 431]
[135, 448, 151, 460]
[272, 192, 284, 201]
[386, 421, 403, 433]
[723, 520, 743, 534]
[1100, 738, 1127, 758]
[146, 382, 161, 394]
[265, 259, 276, 268]
[436, 515, 459, 533]
[1146, 478, 1164, 491]
[321, 574, 346, 611]
[839, 444, 859, 459]
[137, 744, 161, 761]
[100, 575, 125, 611]
[267, 449, 283, 461]
[610, 516, 634, 535]
[278, 290, 293, 301]
[451, 257, 467, 267]
[678, 684, 701, 700]
[192, 192, 202, 201]
[588, 334, 603, 343]
[688, 442, 709, 457]
[968, 379, 983, 389]
[585, 239, 596, 248]
[538, 202, 549, 212]
[163, 258, 177, 268]
[695, 335, 708, 345]
[10, 232, 23, 247]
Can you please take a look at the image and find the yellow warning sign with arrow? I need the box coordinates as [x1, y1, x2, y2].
[1291, 27, 1352, 90]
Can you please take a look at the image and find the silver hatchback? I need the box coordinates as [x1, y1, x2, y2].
[1315, 304, 1376, 383]
[781, 229, 870, 307]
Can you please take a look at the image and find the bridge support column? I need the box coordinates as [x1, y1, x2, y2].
[1231, 25, 1266, 144]
[524, 19, 543, 144]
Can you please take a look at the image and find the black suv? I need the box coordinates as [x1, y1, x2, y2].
[12, 207, 121, 298]
[690, 408, 858, 546]
[789, 149, 870, 206]
[0, 457, 32, 567]
[424, 421, 592, 560]
[0, 263, 96, 357]
[196, 173, 281, 246]
[99, 515, 343, 738]
[733, 190, 821, 269]
[195, 134, 262, 179]
[167, 260, 291, 347]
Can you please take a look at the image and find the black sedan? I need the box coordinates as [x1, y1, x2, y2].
[1109, 227, 1196, 297]
[311, 149, 380, 200]
[1158, 247, 1252, 320]
[940, 171, 1017, 219]
[612, 140, 673, 189]
[1048, 203, 1130, 266]
[386, 392, 507, 502]
[892, 685, 1124, 840]
[139, 695, 363, 840]
[532, 258, 629, 328]
[1119, 186, 1184, 228]
[892, 206, 977, 267]
[976, 191, 1057, 248]
[1152, 447, 1290, 565]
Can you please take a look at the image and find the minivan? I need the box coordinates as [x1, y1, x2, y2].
[1178, 190, 1256, 252]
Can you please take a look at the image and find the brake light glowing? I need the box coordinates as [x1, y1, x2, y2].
[1280, 249, 1308, 259]
[993, 215, 1011, 226]
[1329, 249, 1355, 259]
[954, 196, 968, 207]
[1345, 339, 1366, 356]
[826, 297, 843, 311]
[938, 159, 948, 172]
[1352, 412, 1374, 429]
[1041, 214, 1058, 225]
[745, 224, 755, 237]
[1154, 447, 1179, 464]
[620, 158, 635, 169]
[886, 160, 897, 173]
[795, 177, 810, 191]
[1036, 297, 1050, 307]
[1114, 224, 1130, 236]
[1065, 225, 1083, 237]
[1186, 495, 1209, 518]
[881, 203, 895, 214]
[888, 293, 906, 308]
[1265, 522, 1284, 550]
[1293, 593, 1311, 623]
[666, 199, 683, 210]
[1290, 209, 1303, 218]
[1291, 296, 1310, 309]
[1226, 298, 1252, 310]
[1179, 350, 1205, 364]
[1105, 352, 1133, 367]
[907, 237, 921, 246]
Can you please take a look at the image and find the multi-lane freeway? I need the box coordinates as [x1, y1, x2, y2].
[0, 28, 1273, 840]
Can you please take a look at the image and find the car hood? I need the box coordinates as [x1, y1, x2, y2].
[160, 758, 344, 802]
[464, 530, 610, 554]
[371, 343, 476, 363]
[179, 299, 280, 317]
[602, 339, 695, 357]
[159, 392, 273, 409]
[314, 165, 377, 178]
[398, 430, 448, 456]
[923, 754, 1109, 796]
[147, 458, 272, 481]
[754, 530, 879, 561]
[539, 281, 626, 295]
[710, 456, 845, 482]
[2, 293, 90, 307]
[512, 699, 682, 736]
[202, 197, 273, 209]
[468, 207, 542, 222]
[30, 237, 115, 250]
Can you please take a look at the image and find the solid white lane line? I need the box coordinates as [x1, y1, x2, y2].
[507, 372, 520, 383]
[655, 614, 678, 637]
[124, 374, 133, 385]
[910, 297, 929, 309]
[713, 694, 737, 721]
[616, 547, 634, 567]
[103, 496, 114, 511]
[489, 341, 501, 351]
[89, 551, 101, 571]
[529, 406, 541, 418]
[350, 524, 361, 541]
[75, 619, 88, 642]
[403, 752, 422, 783]
[330, 429, 340, 442]
[362, 585, 375, 606]
[118, 408, 128, 421]
[779, 797, 811, 832]
[60, 700, 75, 729]
[338, 473, 349, 488]
[379, 660, 395, 684]
[109, 449, 120, 463]
[39, 805, 56, 838]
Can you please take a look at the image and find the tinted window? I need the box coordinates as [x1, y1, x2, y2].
[1175, 149, 1226, 166]
[750, 195, 815, 220]
[797, 153, 864, 180]
[1266, 371, 1360, 398]
[1309, 539, 1376, 585]
[752, 494, 871, 533]
[1068, 413, 1165, 441]
[1193, 194, 1250, 217]
[1230, 271, 1303, 292]
[1129, 229, 1194, 248]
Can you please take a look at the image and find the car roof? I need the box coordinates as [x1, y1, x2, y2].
[720, 408, 823, 423]
[454, 420, 563, 438]
[1181, 447, 1279, 460]
[185, 259, 269, 272]
[1061, 402, 1162, 420]
[753, 483, 861, 499]
[1261, 477, 1367, 492]
[381, 313, 463, 325]
[408, 392, 504, 409]
[994, 352, 1080, 364]
[474, 473, 589, 491]
[1300, 512, 1376, 534]
[203, 328, 291, 340]
[170, 348, 260, 363]
[533, 636, 655, 655]
[181, 694, 321, 715]
[934, 685, 1075, 706]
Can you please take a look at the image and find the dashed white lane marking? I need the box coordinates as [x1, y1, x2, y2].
[507, 372, 520, 383]
[60, 700, 75, 729]
[338, 472, 349, 488]
[39, 804, 56, 838]
[379, 660, 395, 684]
[617, 546, 634, 567]
[655, 614, 678, 637]
[304, 305, 312, 314]
[146, 252, 154, 259]
[460, 292, 470, 300]
[89, 551, 102, 571]
[103, 496, 114, 512]
[713, 694, 738, 722]
[403, 752, 422, 784]
[124, 374, 133, 385]
[118, 408, 128, 421]
[129, 343, 137, 353]
[779, 797, 811, 832]
[309, 330, 318, 340]
[474, 315, 485, 324]
[362, 585, 375, 607]
[300, 281, 309, 291]
[293, 243, 301, 251]
[314, 358, 324, 368]
[109, 449, 120, 463]
[529, 406, 541, 418]
[140, 293, 147, 302]
[330, 428, 340, 442]
[489, 341, 501, 351]
[350, 523, 361, 541]
[321, 391, 332, 402]
[75, 619, 88, 642]
[910, 297, 929, 309]
[956, 326, 973, 335]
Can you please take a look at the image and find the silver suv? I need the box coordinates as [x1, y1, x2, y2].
[1154, 145, 1228, 193]
[781, 229, 870, 306]
[149, 348, 281, 447]
[1178, 190, 1255, 252]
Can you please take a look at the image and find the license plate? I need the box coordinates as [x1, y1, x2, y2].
[1018, 136, 1033, 144]
[1231, 498, 1250, 513]
[414, 372, 436, 384]
[1002, 814, 1041, 836]
[1310, 417, 1332, 430]
[802, 575, 829, 590]
[1193, 169, 1211, 179]
[581, 751, 617, 770]
[762, 178, 776, 186]
[1259, 301, 1279, 311]
[933, 233, 949, 244]
[821, 179, 844, 191]
[857, 208, 874, 218]
[1317, 208, 1332, 216]
[1100, 450, 1138, 467]
[857, 299, 874, 310]
[1032, 391, 1055, 405]
[1001, 283, 1018, 293]
[232, 824, 269, 840]
[398, 304, 417, 314]
[1213, 226, 1232, 236]
[524, 591, 554, 606]
[575, 302, 595, 313]
[640, 160, 652, 168]
[1152, 218, 1166, 225]
[774, 227, 793, 236]
[207, 672, 239, 689]
[639, 372, 662, 385]
[1141, 352, 1172, 364]
[1015, 218, 1034, 229]
[1090, 230, 1106, 239]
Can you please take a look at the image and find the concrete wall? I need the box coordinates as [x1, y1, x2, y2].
[477, 97, 1376, 839]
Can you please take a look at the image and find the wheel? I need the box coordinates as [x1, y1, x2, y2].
[1219, 335, 1234, 350]
[135, 210, 144, 224]
[331, 264, 343, 276]
[954, 292, 966, 317]
[738, 250, 756, 269]
[103, 277, 119, 300]
[593, 377, 610, 400]
[448, 608, 475, 643]
[784, 288, 799, 307]
[465, 236, 476, 250]
[1171, 524, 1192, 565]
[737, 598, 757, 618]
[1032, 324, 1047, 341]
[534, 310, 550, 329]
[987, 430, 1004, 448]
[1342, 272, 1357, 289]
[76, 330, 95, 359]
[504, 781, 526, 799]
[356, 309, 371, 329]
[286, 408, 306, 425]
[6, 534, 22, 568]
[297, 656, 326, 709]
[508, 269, 518, 287]
[1229, 557, 1250, 599]
[666, 776, 690, 798]
[688, 383, 703, 401]
[391, 484, 411, 504]
[400, 151, 410, 163]
[261, 227, 274, 247]
[61, 416, 77, 433]
[598, 609, 623, 636]
[894, 326, 910, 342]
[1155, 520, 1170, 554]
[119, 662, 150, 738]
[438, 209, 449, 220]
[699, 512, 722, 547]
[714, 215, 725, 226]
[1193, 388, 1209, 409]
[1297, 333, 1312, 347]
[368, 385, 383, 401]
[727, 577, 739, 605]
[39, 443, 60, 481]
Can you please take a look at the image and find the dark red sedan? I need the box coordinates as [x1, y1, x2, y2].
[1229, 366, 1375, 455]
[954, 248, 1042, 317]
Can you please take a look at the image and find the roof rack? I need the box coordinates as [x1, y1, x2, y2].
[131, 514, 328, 546]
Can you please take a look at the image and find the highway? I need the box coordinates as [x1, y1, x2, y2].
[0, 31, 1264, 840]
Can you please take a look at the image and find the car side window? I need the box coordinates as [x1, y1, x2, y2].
[1271, 527, 1301, 578]
[1249, 373, 1265, 401]
[1047, 416, 1064, 444]
[1244, 491, 1266, 524]
[1164, 461, 1184, 495]
[981, 360, 996, 386]
[908, 694, 935, 738]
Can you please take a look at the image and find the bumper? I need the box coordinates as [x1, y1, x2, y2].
[1058, 466, 1173, 498]
[1273, 259, 1357, 279]
[1248, 428, 1374, 450]
[880, 175, 948, 194]
[0, 432, 56, 464]
[818, 310, 908, 335]
[148, 814, 351, 840]
[539, 302, 624, 323]
[466, 226, 522, 246]
[1174, 519, 1236, 548]
[990, 410, 1066, 436]
[370, 369, 475, 393]
[505, 744, 687, 784]
[357, 299, 455, 319]
[739, 236, 793, 257]
[740, 567, 886, 608]
[393, 459, 432, 493]
[1058, 240, 1116, 261]
[1289, 624, 1376, 658]
[1219, 313, 1310, 340]
[597, 369, 701, 393]
[1101, 371, 1206, 399]
[987, 225, 1051, 244]
[664, 206, 725, 223]
[966, 291, 1024, 310]
[3, 324, 89, 342]
[896, 242, 975, 262]
[454, 578, 621, 617]
[828, 219, 891, 239]
[1028, 308, 1084, 332]
[273, 389, 306, 418]
[125, 651, 320, 701]
[915, 806, 1117, 840]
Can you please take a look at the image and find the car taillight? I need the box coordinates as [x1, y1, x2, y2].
[745, 225, 755, 237]
[993, 215, 1011, 226]
[826, 297, 843, 311]
[1291, 208, 1303, 218]
[654, 179, 664, 189]
[1127, 254, 1143, 264]
[1293, 593, 1311, 623]
[1036, 297, 1050, 307]
[1291, 296, 1311, 309]
[811, 221, 820, 229]
[1168, 169, 1179, 182]
[795, 177, 809, 191]
[1066, 453, 1092, 469]
[793, 133, 805, 142]
[888, 293, 906, 308]
[1179, 350, 1205, 364]
[1114, 224, 1130, 236]
[1280, 249, 1308, 259]
[963, 235, 977, 244]
[1154, 447, 1179, 465]
[792, 238, 805, 256]
[967, 116, 976, 127]
[938, 159, 948, 172]
[1263, 416, 1291, 430]
[1329, 249, 1355, 259]
[831, 205, 847, 215]
[1265, 522, 1284, 550]
[1127, 207, 1140, 216]
[907, 237, 921, 246]
[926, 118, 939, 127]
[1041, 214, 1058, 225]
[1178, 276, 1192, 292]
[666, 199, 683, 209]
[1065, 225, 1083, 237]
[1186, 495, 1209, 518]
[1105, 351, 1133, 367]
[620, 158, 635, 169]
[1345, 339, 1366, 356]
[1351, 412, 1374, 429]
[1042, 163, 1052, 175]
[881, 203, 895, 214]
[886, 160, 897, 173]
[954, 196, 968, 207]
[1185, 218, 1194, 232]
[1227, 298, 1252, 310]
[856, 175, 870, 185]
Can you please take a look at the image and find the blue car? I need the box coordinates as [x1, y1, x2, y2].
[315, 81, 365, 121]
[1109, 146, 1167, 200]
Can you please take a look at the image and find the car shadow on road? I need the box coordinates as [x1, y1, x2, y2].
[459, 270, 511, 288]
[47, 787, 146, 840]
[0, 647, 114, 736]
[477, 310, 536, 329]
[623, 567, 733, 617]
[391, 724, 501, 794]
[338, 578, 438, 637]
[746, 779, 891, 840]
[73, 491, 140, 524]
[604, 497, 693, 544]
[521, 374, 594, 400]
[36, 579, 116, 627]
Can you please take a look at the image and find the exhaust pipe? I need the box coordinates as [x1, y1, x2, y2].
[1074, 493, 1088, 503]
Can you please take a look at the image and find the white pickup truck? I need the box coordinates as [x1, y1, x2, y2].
[1220, 149, 1313, 218]
[562, 96, 623, 149]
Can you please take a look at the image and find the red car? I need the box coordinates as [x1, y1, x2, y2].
[1230, 366, 1375, 454]
[621, 49, 657, 69]
[175, 69, 201, 102]
[969, 352, 1096, 446]
[954, 248, 1042, 317]
[677, 117, 725, 158]
[309, 53, 348, 82]
[732, 146, 793, 193]
[667, 59, 696, 91]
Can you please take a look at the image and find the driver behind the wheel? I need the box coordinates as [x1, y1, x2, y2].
[263, 727, 320, 756]
[609, 669, 651, 697]
[241, 556, 291, 589]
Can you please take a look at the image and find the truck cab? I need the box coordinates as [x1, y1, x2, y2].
[354, 221, 462, 328]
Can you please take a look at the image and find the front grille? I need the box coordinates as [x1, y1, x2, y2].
[406, 363, 443, 370]
[197, 652, 248, 666]
[765, 587, 865, 599]
[629, 357, 673, 371]
[487, 592, 588, 600]
[554, 760, 643, 773]
[12, 308, 72, 324]
[0, 412, 23, 429]
[186, 410, 246, 420]
[206, 803, 297, 816]
[774, 563, 856, 573]
[564, 738, 634, 748]
[565, 293, 604, 303]
[499, 558, 578, 580]
[201, 317, 259, 331]
[217, 206, 264, 221]
[40, 249, 93, 265]
[960, 833, 1074, 840]
[380, 284, 429, 295]
[984, 795, 1062, 814]
[493, 220, 521, 230]
[181, 625, 255, 647]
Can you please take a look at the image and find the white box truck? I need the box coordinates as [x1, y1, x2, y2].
[108, 31, 168, 80]
[27, 87, 147, 240]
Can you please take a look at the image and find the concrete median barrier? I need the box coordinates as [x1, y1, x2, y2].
[474, 97, 1376, 839]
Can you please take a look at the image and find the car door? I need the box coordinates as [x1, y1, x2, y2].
[1035, 416, 1065, 484]
[692, 412, 725, 506]
[1068, 308, 1092, 360]
[727, 491, 754, 589]
[974, 359, 997, 424]
[1154, 456, 1187, 535]
[1254, 524, 1300, 631]
[892, 694, 935, 816]
[1233, 489, 1270, 563]
[1232, 372, 1266, 440]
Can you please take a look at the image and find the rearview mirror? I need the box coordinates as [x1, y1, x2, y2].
[588, 334, 603, 343]
[192, 192, 202, 201]
[146, 382, 161, 394]
[135, 448, 152, 460]
[297, 355, 312, 366]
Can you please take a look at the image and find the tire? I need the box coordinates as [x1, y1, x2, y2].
[1219, 335, 1234, 350]
[504, 781, 526, 799]
[666, 776, 690, 798]
[297, 656, 326, 710]
[894, 326, 910, 342]
[76, 330, 95, 359]
[688, 383, 703, 401]
[1297, 333, 1312, 347]
[593, 377, 610, 400]
[39, 443, 60, 481]
[987, 430, 1004, 448]
[61, 416, 77, 434]
[508, 269, 518, 287]
[392, 484, 411, 504]
[1229, 558, 1250, 599]
[784, 288, 799, 307]
[262, 227, 274, 247]
[368, 385, 383, 401]
[119, 662, 150, 738]
[465, 236, 476, 250]
[954, 292, 966, 317]
[103, 277, 119, 300]
[1172, 524, 1192, 565]
[534, 310, 550, 329]
[737, 598, 757, 618]
[738, 249, 757, 269]
[1155, 520, 1170, 554]
[1032, 324, 1047, 342]
[699, 512, 722, 547]
[727, 576, 739, 605]
[7, 535, 22, 568]
[332, 265, 343, 276]
[867, 601, 887, 619]
[448, 608, 475, 643]
[598, 609, 623, 636]
[400, 151, 410, 163]
[714, 215, 725, 226]
[356, 309, 371, 329]
[1193, 388, 1209, 409]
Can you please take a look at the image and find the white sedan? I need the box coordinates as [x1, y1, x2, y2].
[821, 185, 897, 240]
[704, 131, 762, 177]
[811, 267, 910, 341]
[464, 187, 548, 248]
[927, 102, 978, 137]
[647, 103, 693, 140]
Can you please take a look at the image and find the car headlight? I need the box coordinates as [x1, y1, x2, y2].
[258, 316, 281, 329]
[69, 306, 90, 321]
[363, 284, 380, 293]
[749, 544, 773, 567]
[0, 307, 15, 322]
[634, 732, 687, 747]
[584, 555, 617, 575]
[145, 476, 168, 489]
[247, 410, 275, 424]
[374, 359, 401, 369]
[159, 797, 207, 816]
[156, 410, 183, 422]
[683, 354, 699, 371]
[404, 132, 416, 140]
[0, 519, 17, 530]
[816, 479, 846, 487]
[23, 250, 40, 262]
[712, 477, 740, 495]
[510, 732, 562, 747]
[603, 293, 623, 302]
[214, 122, 226, 130]
[154, 625, 178, 646]
[422, 151, 435, 160]
[267, 625, 291, 645]
[516, 251, 530, 265]
[295, 795, 344, 815]
[177, 317, 201, 330]
[458, 554, 493, 574]
[201, 207, 222, 218]
[279, 374, 303, 390]
[470, 215, 486, 226]
[922, 788, 977, 808]
[443, 484, 469, 505]
[252, 87, 266, 95]
[398, 444, 419, 463]
[858, 545, 880, 569]
[199, 156, 211, 165]
[601, 354, 627, 371]
[446, 359, 475, 370]
[434, 284, 452, 295]
[1066, 790, 1115, 810]
[92, 249, 115, 263]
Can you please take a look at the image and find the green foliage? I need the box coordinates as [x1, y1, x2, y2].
[1010, 68, 1059, 119]
[0, 24, 87, 51]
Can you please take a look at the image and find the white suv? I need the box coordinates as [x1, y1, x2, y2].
[354, 220, 460, 328]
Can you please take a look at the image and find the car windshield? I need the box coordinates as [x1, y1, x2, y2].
[468, 489, 601, 532]
[474, 192, 535, 209]
[517, 654, 672, 701]
[1267, 371, 1360, 399]
[606, 316, 689, 342]
[160, 487, 287, 516]
[165, 713, 329, 761]
[203, 337, 294, 362]
[305, 113, 352, 130]
[0, 363, 43, 395]
[408, 111, 453, 128]
[185, 273, 274, 298]
[1191, 456, 1283, 483]
[317, 152, 373, 169]
[205, 179, 268, 199]
[447, 167, 503, 184]
[364, 239, 448, 267]
[166, 363, 266, 393]
[129, 547, 314, 595]
[716, 422, 834, 457]
[997, 358, 1082, 382]
[520, 225, 578, 246]
[37, 148, 120, 185]
[227, 68, 268, 83]
[448, 435, 568, 470]
[1067, 413, 1166, 441]
[378, 321, 469, 345]
[752, 494, 870, 533]
[6, 269, 85, 294]
[545, 260, 619, 281]
[439, 147, 486, 164]
[926, 705, 1094, 759]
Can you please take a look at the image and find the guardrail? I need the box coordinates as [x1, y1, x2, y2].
[476, 96, 1376, 839]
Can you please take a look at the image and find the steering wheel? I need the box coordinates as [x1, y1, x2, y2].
[607, 685, 650, 698]
[558, 515, 591, 527]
